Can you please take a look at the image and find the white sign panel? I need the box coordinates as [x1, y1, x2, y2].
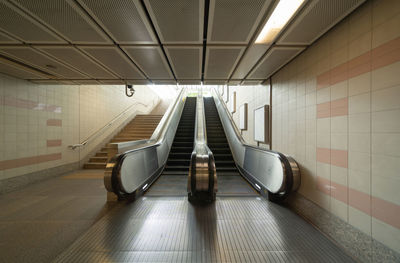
[254, 105, 269, 143]
[223, 85, 229, 102]
[229, 91, 236, 113]
[239, 103, 248, 130]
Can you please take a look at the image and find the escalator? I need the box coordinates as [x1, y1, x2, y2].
[146, 97, 196, 196]
[204, 97, 257, 196]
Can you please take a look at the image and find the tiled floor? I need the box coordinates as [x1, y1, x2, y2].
[0, 170, 355, 263]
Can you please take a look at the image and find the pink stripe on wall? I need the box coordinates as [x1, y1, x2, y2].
[317, 147, 348, 168]
[47, 119, 62, 126]
[0, 96, 62, 113]
[0, 153, 62, 171]
[317, 98, 348, 119]
[47, 140, 62, 147]
[317, 37, 400, 89]
[317, 176, 400, 229]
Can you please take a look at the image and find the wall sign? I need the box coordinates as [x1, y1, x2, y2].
[239, 103, 248, 130]
[254, 105, 269, 143]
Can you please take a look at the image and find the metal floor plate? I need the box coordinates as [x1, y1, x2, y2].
[146, 175, 257, 197]
[55, 196, 355, 263]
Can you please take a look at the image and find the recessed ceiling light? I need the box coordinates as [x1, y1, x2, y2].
[255, 0, 305, 44]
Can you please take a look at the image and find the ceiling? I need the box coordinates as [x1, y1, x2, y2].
[0, 0, 366, 85]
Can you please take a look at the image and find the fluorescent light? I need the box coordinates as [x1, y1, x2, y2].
[142, 184, 148, 190]
[255, 0, 304, 44]
[255, 183, 261, 190]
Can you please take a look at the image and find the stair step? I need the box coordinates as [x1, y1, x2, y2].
[95, 152, 108, 157]
[84, 162, 106, 169]
[89, 157, 108, 163]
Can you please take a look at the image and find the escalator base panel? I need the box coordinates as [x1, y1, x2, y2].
[55, 196, 354, 263]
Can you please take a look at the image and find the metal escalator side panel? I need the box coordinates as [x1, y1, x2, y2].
[107, 89, 187, 197]
[210, 90, 300, 198]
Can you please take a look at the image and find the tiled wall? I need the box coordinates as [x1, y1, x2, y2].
[225, 85, 270, 148]
[271, 0, 400, 252]
[0, 74, 159, 182]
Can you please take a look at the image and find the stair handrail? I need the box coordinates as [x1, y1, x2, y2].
[68, 98, 157, 150]
[212, 87, 300, 201]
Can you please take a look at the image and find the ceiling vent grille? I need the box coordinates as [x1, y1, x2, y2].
[0, 47, 87, 79]
[248, 47, 304, 79]
[144, 0, 204, 44]
[0, 1, 63, 43]
[208, 0, 272, 44]
[278, 0, 366, 45]
[122, 47, 173, 80]
[37, 46, 116, 79]
[79, 46, 145, 79]
[165, 47, 202, 79]
[205, 47, 244, 79]
[77, 0, 156, 44]
[11, 0, 110, 44]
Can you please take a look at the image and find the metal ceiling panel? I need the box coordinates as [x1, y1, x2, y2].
[0, 0, 64, 43]
[231, 44, 269, 79]
[11, 0, 110, 44]
[0, 46, 87, 79]
[208, 0, 272, 44]
[37, 46, 116, 79]
[204, 47, 245, 79]
[122, 46, 173, 80]
[144, 0, 204, 44]
[248, 47, 304, 79]
[178, 80, 201, 85]
[30, 79, 77, 84]
[0, 31, 20, 43]
[241, 80, 263, 85]
[78, 0, 156, 44]
[203, 80, 227, 85]
[73, 79, 101, 84]
[152, 80, 177, 85]
[165, 47, 202, 79]
[99, 79, 126, 85]
[126, 79, 151, 85]
[228, 79, 242, 85]
[278, 0, 366, 45]
[79, 46, 145, 79]
[0, 59, 47, 80]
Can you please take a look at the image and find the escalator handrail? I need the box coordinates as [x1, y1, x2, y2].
[104, 88, 187, 197]
[211, 88, 300, 198]
[188, 92, 217, 201]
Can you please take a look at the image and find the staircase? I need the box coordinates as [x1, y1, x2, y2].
[83, 114, 163, 169]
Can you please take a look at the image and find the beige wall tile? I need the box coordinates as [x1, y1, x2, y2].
[372, 109, 400, 133]
[372, 133, 400, 157]
[349, 93, 371, 114]
[371, 85, 400, 112]
[372, 218, 400, 252]
[349, 207, 372, 235]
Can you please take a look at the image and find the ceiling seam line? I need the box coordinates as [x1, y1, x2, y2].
[201, 0, 210, 82]
[227, 0, 279, 82]
[139, 0, 177, 82]
[71, 0, 150, 81]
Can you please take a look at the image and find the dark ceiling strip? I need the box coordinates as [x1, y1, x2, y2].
[139, 0, 177, 82]
[0, 54, 55, 77]
[72, 0, 150, 81]
[201, 0, 210, 82]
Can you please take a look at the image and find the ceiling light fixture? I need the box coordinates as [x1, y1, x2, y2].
[255, 0, 304, 44]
